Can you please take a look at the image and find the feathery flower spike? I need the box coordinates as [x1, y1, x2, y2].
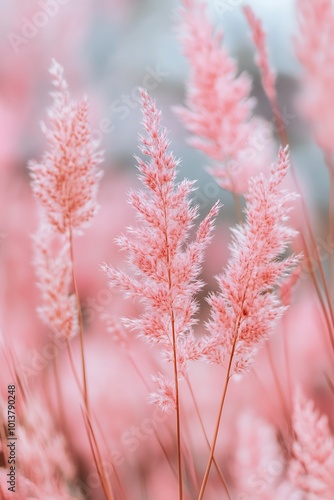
[104, 88, 219, 499]
[33, 222, 78, 339]
[103, 88, 219, 407]
[29, 59, 103, 234]
[289, 390, 334, 498]
[243, 6, 277, 105]
[176, 0, 274, 193]
[294, 0, 334, 159]
[202, 147, 301, 375]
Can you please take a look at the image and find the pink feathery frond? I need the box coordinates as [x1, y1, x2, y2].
[294, 0, 334, 159]
[33, 222, 78, 339]
[29, 59, 104, 234]
[0, 395, 78, 498]
[289, 390, 334, 498]
[176, 0, 274, 193]
[202, 147, 301, 375]
[243, 6, 277, 104]
[104, 89, 219, 408]
[149, 373, 176, 413]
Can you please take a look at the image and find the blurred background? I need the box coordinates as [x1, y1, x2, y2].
[0, 1, 332, 498]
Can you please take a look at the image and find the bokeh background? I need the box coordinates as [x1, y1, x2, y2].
[1, 1, 333, 498]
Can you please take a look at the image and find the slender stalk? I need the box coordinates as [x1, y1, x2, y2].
[181, 426, 200, 493]
[93, 413, 127, 500]
[265, 343, 292, 437]
[69, 226, 89, 411]
[170, 296, 183, 500]
[282, 315, 292, 411]
[68, 228, 114, 500]
[300, 234, 334, 354]
[53, 350, 66, 428]
[83, 411, 115, 500]
[162, 193, 183, 499]
[198, 334, 238, 500]
[186, 377, 231, 499]
[198, 269, 260, 498]
[199, 262, 261, 498]
[127, 353, 177, 477]
[232, 193, 243, 223]
[66, 341, 83, 393]
[270, 97, 288, 148]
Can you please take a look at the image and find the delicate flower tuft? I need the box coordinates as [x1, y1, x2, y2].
[201, 147, 301, 374]
[243, 5, 277, 104]
[289, 390, 334, 498]
[294, 0, 334, 159]
[29, 59, 104, 234]
[149, 373, 176, 413]
[104, 89, 219, 405]
[0, 394, 78, 499]
[176, 0, 274, 193]
[33, 221, 78, 339]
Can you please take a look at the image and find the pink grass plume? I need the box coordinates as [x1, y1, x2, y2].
[202, 147, 301, 375]
[294, 0, 334, 159]
[198, 148, 301, 499]
[103, 88, 219, 498]
[289, 389, 334, 498]
[29, 60, 103, 339]
[33, 222, 78, 339]
[29, 59, 103, 234]
[243, 6, 277, 105]
[176, 0, 274, 193]
[104, 88, 219, 404]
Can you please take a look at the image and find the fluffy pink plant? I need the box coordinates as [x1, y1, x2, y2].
[0, 394, 79, 499]
[243, 6, 277, 105]
[289, 390, 334, 498]
[29, 59, 104, 337]
[104, 88, 219, 497]
[29, 60, 104, 338]
[176, 0, 274, 193]
[197, 153, 300, 496]
[28, 61, 109, 496]
[294, 0, 334, 159]
[33, 223, 78, 339]
[29, 59, 103, 235]
[202, 147, 301, 375]
[104, 88, 219, 405]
